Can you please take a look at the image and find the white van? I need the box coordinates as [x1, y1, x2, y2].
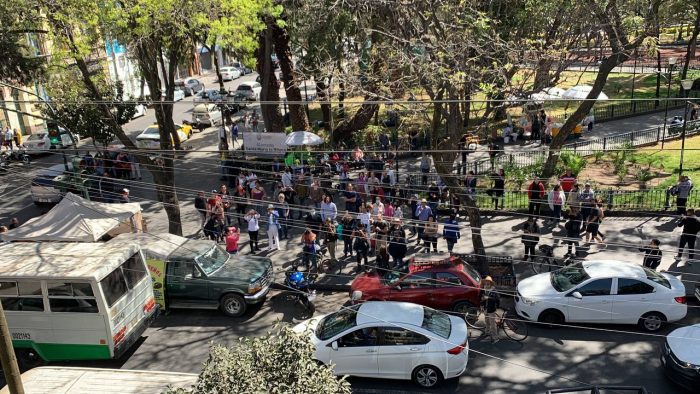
[0, 367, 197, 394]
[0, 242, 158, 364]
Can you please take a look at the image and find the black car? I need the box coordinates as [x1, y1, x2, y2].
[230, 61, 252, 75]
[660, 324, 700, 392]
[174, 78, 205, 96]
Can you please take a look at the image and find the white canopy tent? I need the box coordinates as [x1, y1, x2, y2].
[562, 85, 609, 100]
[285, 131, 324, 146]
[1, 193, 143, 242]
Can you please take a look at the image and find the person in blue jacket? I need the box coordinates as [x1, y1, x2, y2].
[443, 214, 460, 254]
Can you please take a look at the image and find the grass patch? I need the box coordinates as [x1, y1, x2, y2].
[634, 135, 700, 188]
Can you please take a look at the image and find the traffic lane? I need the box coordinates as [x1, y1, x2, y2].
[117, 290, 347, 373]
[349, 307, 700, 394]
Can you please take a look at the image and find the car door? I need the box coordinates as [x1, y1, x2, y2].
[612, 278, 656, 324]
[566, 278, 614, 323]
[389, 271, 433, 306]
[165, 261, 211, 306]
[328, 327, 379, 377]
[377, 326, 430, 380]
[432, 272, 466, 310]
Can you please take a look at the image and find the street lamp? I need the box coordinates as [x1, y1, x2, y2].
[678, 79, 695, 177]
[661, 57, 677, 149]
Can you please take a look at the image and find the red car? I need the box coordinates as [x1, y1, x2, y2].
[350, 253, 482, 314]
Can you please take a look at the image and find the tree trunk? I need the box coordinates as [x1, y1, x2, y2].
[316, 77, 331, 129]
[207, 43, 225, 93]
[272, 21, 309, 131]
[338, 81, 346, 119]
[533, 59, 555, 92]
[332, 98, 379, 143]
[256, 25, 283, 133]
[542, 59, 618, 177]
[681, 5, 700, 81]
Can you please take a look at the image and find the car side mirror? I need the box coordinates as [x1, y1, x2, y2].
[394, 285, 402, 291]
[571, 291, 583, 300]
[331, 341, 338, 351]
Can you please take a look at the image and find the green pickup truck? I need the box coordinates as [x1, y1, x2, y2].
[108, 233, 273, 317]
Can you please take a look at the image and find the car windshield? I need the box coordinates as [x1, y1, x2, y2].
[144, 127, 159, 135]
[459, 262, 481, 283]
[237, 85, 252, 91]
[27, 133, 47, 141]
[550, 263, 591, 292]
[381, 263, 409, 285]
[645, 268, 671, 289]
[316, 305, 360, 340]
[422, 307, 451, 339]
[196, 245, 229, 275]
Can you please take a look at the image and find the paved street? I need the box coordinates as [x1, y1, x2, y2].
[1, 79, 698, 393]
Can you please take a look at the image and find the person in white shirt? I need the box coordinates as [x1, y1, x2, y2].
[320, 195, 337, 222]
[246, 172, 258, 191]
[244, 209, 260, 253]
[265, 204, 280, 251]
[358, 204, 372, 234]
[218, 123, 229, 150]
[281, 168, 293, 188]
[385, 166, 396, 187]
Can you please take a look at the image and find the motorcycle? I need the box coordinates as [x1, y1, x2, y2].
[284, 268, 317, 316]
[0, 146, 30, 165]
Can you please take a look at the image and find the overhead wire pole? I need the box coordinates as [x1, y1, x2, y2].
[0, 302, 25, 394]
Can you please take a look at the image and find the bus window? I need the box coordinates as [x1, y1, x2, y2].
[100, 268, 128, 307]
[0, 281, 45, 312]
[47, 282, 98, 313]
[123, 255, 148, 288]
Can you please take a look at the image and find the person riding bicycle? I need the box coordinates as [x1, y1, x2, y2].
[480, 276, 500, 343]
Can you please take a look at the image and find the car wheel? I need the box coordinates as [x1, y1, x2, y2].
[220, 293, 246, 317]
[639, 312, 666, 332]
[538, 309, 564, 328]
[412, 365, 443, 389]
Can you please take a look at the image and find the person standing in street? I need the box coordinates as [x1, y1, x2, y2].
[563, 208, 583, 257]
[527, 178, 545, 217]
[320, 195, 337, 222]
[521, 217, 540, 261]
[244, 209, 261, 253]
[353, 227, 370, 270]
[231, 122, 239, 147]
[119, 188, 130, 203]
[218, 122, 229, 151]
[265, 204, 280, 251]
[547, 184, 566, 224]
[676, 208, 700, 265]
[578, 183, 595, 221]
[675, 176, 693, 216]
[225, 227, 240, 255]
[422, 216, 439, 253]
[195, 191, 208, 230]
[419, 152, 432, 185]
[488, 169, 505, 209]
[340, 211, 355, 259]
[388, 218, 407, 267]
[559, 169, 576, 195]
[442, 214, 460, 254]
[640, 239, 662, 270]
[414, 199, 433, 244]
[4, 127, 14, 151]
[480, 276, 500, 343]
[323, 218, 338, 262]
[276, 194, 290, 240]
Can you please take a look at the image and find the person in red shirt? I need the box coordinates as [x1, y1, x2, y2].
[225, 227, 240, 254]
[527, 179, 546, 217]
[559, 169, 576, 193]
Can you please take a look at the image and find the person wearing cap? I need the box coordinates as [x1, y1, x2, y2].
[414, 199, 433, 244]
[578, 183, 595, 222]
[480, 276, 500, 343]
[265, 204, 280, 251]
[225, 227, 240, 254]
[119, 188, 130, 203]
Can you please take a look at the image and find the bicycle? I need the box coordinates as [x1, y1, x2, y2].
[531, 244, 579, 274]
[464, 308, 528, 342]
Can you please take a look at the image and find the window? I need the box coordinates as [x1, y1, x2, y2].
[617, 278, 654, 295]
[316, 305, 359, 341]
[575, 278, 612, 296]
[551, 263, 591, 292]
[435, 272, 462, 287]
[381, 327, 429, 346]
[337, 328, 378, 347]
[401, 272, 433, 289]
[421, 307, 452, 339]
[0, 281, 44, 312]
[644, 268, 671, 289]
[47, 282, 97, 313]
[99, 253, 148, 307]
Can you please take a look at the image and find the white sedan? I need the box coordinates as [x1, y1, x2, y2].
[220, 66, 241, 81]
[294, 301, 468, 389]
[23, 132, 52, 154]
[515, 260, 687, 332]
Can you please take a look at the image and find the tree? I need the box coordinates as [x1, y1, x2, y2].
[0, 1, 45, 84]
[541, 0, 661, 177]
[163, 324, 350, 394]
[272, 12, 309, 131]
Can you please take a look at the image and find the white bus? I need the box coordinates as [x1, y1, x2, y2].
[0, 241, 158, 364]
[0, 367, 197, 394]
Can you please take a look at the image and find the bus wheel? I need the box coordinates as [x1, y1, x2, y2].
[15, 349, 45, 370]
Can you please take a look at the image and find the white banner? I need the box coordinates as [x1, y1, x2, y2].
[242, 132, 287, 157]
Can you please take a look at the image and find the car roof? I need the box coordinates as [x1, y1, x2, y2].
[357, 301, 424, 327]
[582, 260, 646, 279]
[238, 82, 255, 87]
[193, 103, 217, 110]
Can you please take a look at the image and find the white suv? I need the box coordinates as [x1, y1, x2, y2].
[515, 260, 688, 332]
[294, 301, 468, 389]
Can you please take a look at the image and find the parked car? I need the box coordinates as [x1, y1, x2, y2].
[135, 124, 190, 149]
[174, 78, 204, 96]
[23, 132, 52, 155]
[30, 163, 71, 205]
[41, 125, 78, 150]
[235, 82, 262, 101]
[661, 323, 700, 391]
[230, 61, 252, 75]
[219, 66, 241, 81]
[255, 75, 281, 88]
[351, 253, 482, 315]
[194, 89, 225, 103]
[515, 261, 688, 332]
[161, 88, 185, 102]
[191, 103, 223, 128]
[294, 301, 469, 389]
[132, 103, 147, 119]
